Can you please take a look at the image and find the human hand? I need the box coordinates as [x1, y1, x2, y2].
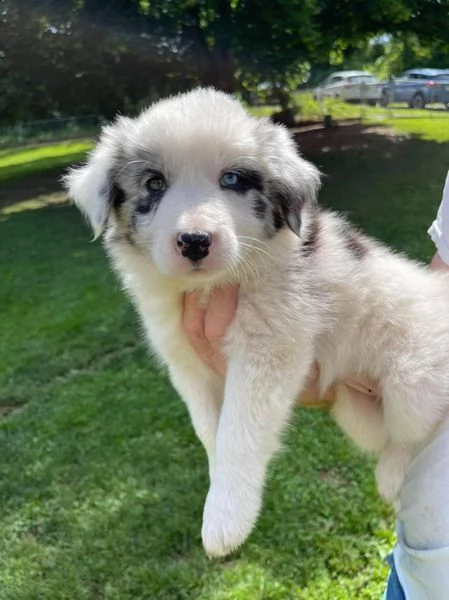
[430, 252, 449, 271]
[183, 286, 239, 376]
[182, 286, 337, 406]
[182, 288, 379, 408]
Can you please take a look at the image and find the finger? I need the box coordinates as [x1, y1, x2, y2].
[205, 285, 239, 345]
[183, 292, 215, 366]
[430, 252, 449, 271]
[204, 285, 239, 375]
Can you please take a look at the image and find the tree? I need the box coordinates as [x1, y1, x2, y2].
[313, 0, 449, 79]
[2, 0, 449, 124]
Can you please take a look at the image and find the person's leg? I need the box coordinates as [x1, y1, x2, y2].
[383, 551, 406, 600]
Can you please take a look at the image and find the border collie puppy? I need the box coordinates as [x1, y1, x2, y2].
[65, 88, 449, 557]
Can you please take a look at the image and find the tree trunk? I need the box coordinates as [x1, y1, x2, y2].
[184, 1, 236, 94]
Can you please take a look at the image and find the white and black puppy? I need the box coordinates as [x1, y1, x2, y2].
[65, 88, 449, 558]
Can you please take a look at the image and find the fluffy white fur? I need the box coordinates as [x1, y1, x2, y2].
[65, 88, 449, 557]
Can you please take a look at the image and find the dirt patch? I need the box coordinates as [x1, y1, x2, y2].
[0, 404, 22, 417]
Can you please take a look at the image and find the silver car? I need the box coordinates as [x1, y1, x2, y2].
[432, 75, 449, 109]
[381, 68, 449, 109]
[314, 71, 383, 105]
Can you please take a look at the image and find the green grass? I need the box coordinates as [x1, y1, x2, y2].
[0, 118, 447, 599]
[249, 92, 449, 131]
[0, 140, 94, 181]
[382, 117, 449, 142]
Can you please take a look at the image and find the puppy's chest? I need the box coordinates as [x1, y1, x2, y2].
[138, 292, 195, 366]
[227, 284, 319, 349]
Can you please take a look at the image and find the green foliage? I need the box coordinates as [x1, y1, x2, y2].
[3, 0, 449, 123]
[340, 33, 449, 81]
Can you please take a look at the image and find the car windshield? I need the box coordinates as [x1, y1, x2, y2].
[348, 75, 377, 84]
[404, 71, 443, 79]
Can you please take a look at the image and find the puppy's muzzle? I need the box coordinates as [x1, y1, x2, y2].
[176, 231, 212, 262]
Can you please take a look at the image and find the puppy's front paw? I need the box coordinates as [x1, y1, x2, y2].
[201, 483, 261, 558]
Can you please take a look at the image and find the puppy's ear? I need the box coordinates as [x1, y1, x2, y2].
[63, 121, 126, 239]
[260, 121, 321, 235]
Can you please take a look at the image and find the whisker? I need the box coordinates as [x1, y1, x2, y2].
[238, 236, 276, 264]
[239, 242, 275, 263]
[117, 159, 148, 178]
[234, 254, 250, 285]
[222, 253, 240, 284]
[239, 235, 274, 252]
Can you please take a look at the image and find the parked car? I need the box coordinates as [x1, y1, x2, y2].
[432, 74, 449, 109]
[381, 68, 449, 109]
[314, 71, 383, 105]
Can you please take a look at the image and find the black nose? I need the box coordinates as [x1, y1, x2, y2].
[176, 231, 212, 261]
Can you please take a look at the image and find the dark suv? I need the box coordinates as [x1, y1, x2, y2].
[381, 68, 449, 109]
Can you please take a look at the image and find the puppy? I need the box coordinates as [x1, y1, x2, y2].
[65, 88, 449, 557]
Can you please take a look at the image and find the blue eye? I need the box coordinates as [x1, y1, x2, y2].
[220, 171, 240, 188]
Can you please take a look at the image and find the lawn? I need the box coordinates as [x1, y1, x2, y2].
[249, 91, 449, 124]
[0, 118, 447, 599]
[0, 140, 94, 182]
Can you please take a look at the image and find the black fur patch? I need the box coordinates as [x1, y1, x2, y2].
[271, 205, 284, 231]
[252, 193, 267, 218]
[302, 212, 320, 256]
[221, 168, 264, 194]
[111, 184, 126, 208]
[272, 184, 303, 235]
[234, 169, 264, 194]
[345, 228, 368, 259]
[135, 192, 163, 215]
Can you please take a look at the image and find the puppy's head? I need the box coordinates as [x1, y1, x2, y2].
[65, 88, 320, 284]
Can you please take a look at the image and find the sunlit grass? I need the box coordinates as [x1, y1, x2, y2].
[0, 192, 67, 218]
[0, 140, 93, 181]
[382, 117, 449, 142]
[247, 91, 449, 129]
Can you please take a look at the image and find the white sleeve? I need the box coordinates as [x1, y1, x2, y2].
[428, 171, 449, 265]
[394, 416, 449, 599]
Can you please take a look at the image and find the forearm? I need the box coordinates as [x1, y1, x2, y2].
[428, 171, 449, 268]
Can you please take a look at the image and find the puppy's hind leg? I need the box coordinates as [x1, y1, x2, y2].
[375, 443, 414, 503]
[331, 382, 387, 453]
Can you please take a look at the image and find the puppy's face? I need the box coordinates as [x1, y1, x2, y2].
[66, 89, 320, 284]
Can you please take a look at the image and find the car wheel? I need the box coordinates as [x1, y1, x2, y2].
[410, 93, 425, 109]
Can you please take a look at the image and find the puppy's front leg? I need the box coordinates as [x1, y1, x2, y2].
[201, 347, 313, 557]
[169, 365, 223, 479]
